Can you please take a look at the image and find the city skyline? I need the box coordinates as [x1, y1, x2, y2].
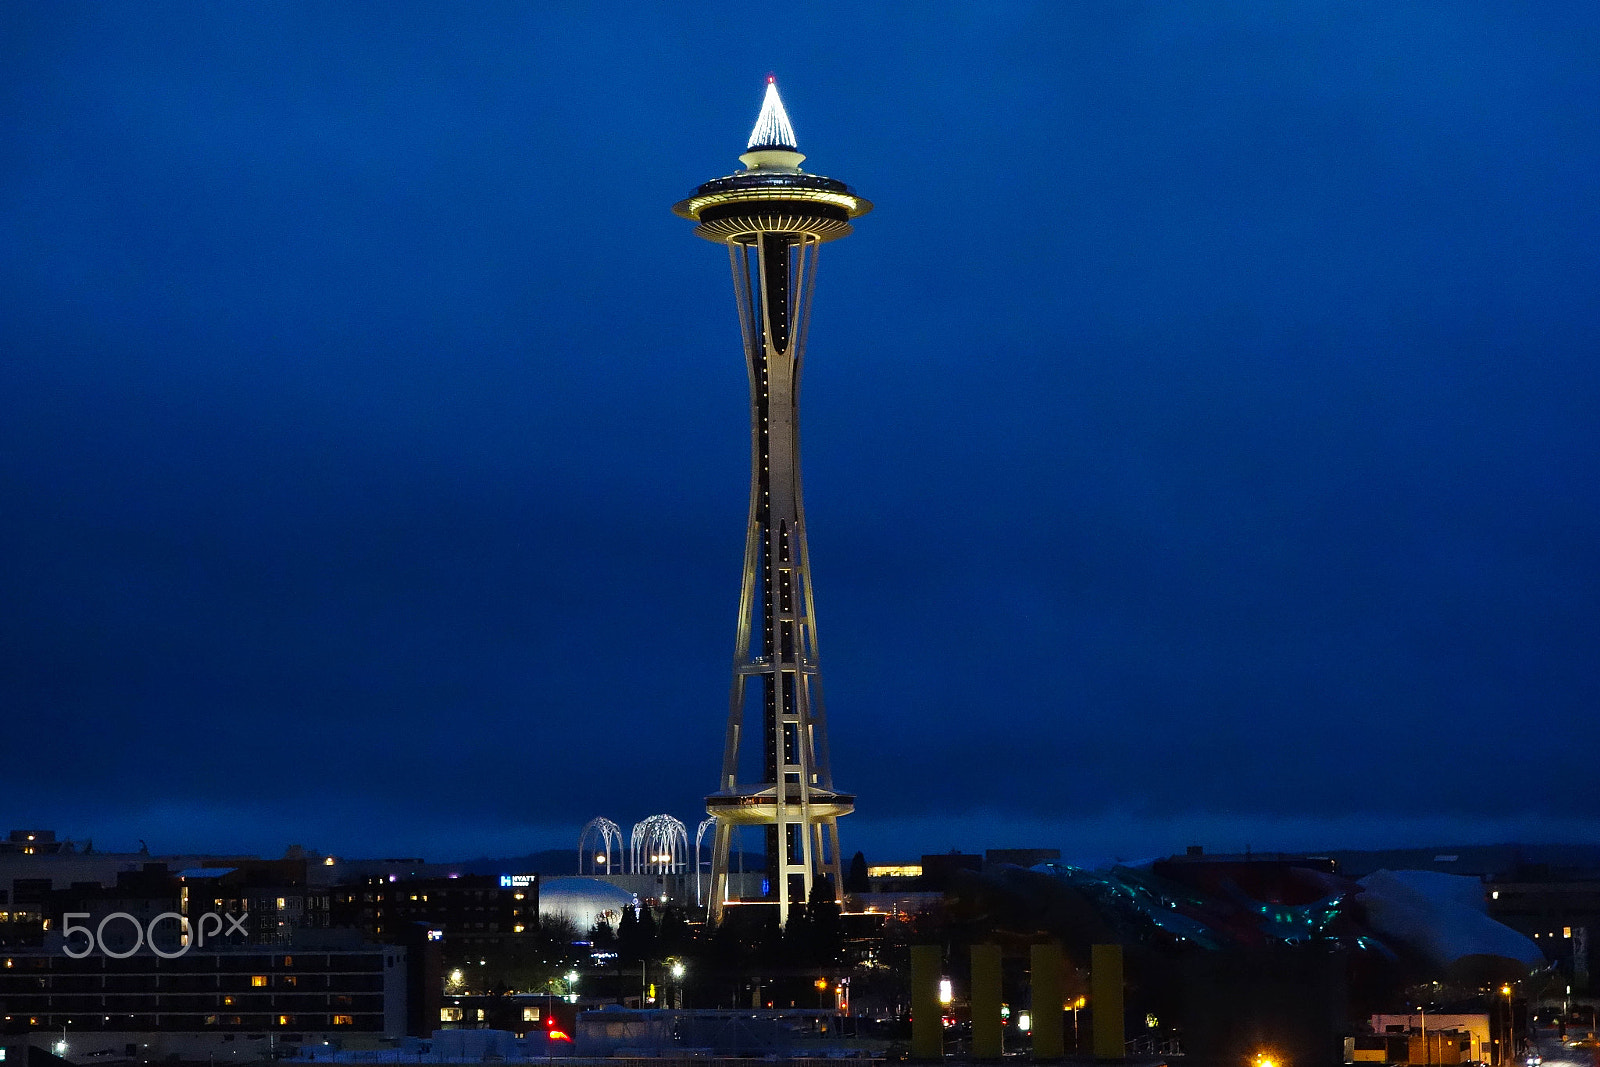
[2, 3, 1597, 864]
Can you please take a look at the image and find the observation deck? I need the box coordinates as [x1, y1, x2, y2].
[706, 785, 856, 824]
[673, 78, 871, 244]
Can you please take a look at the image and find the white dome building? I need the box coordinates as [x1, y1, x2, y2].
[539, 876, 637, 931]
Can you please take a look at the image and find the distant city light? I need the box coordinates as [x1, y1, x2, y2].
[938, 979, 953, 1006]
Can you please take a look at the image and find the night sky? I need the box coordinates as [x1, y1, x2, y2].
[3, 3, 1597, 865]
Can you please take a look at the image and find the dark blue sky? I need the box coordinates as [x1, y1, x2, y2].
[3, 2, 1596, 864]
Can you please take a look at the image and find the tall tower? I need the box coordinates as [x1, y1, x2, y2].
[673, 79, 870, 924]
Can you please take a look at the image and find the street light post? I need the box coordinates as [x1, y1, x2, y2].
[1501, 985, 1515, 1067]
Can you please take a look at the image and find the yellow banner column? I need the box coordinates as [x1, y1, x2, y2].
[911, 944, 943, 1060]
[971, 944, 1002, 1058]
[1091, 944, 1125, 1061]
[1030, 943, 1065, 1059]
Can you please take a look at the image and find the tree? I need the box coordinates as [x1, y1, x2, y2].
[588, 918, 617, 952]
[783, 901, 813, 966]
[658, 907, 692, 958]
[618, 905, 642, 962]
[754, 910, 784, 966]
[845, 851, 870, 894]
[808, 876, 843, 967]
[637, 905, 659, 959]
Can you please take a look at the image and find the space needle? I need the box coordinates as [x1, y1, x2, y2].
[674, 79, 870, 923]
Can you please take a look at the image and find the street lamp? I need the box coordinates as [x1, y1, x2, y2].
[671, 961, 686, 1009]
[1500, 985, 1515, 1066]
[1072, 996, 1086, 1053]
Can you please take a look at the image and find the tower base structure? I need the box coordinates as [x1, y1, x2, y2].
[705, 786, 854, 917]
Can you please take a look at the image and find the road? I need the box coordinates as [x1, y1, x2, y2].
[1532, 1028, 1600, 1067]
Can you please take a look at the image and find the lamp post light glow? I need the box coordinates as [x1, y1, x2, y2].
[669, 960, 686, 1009]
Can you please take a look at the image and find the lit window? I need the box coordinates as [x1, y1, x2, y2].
[514, 924, 525, 934]
[204, 1016, 218, 1026]
[283, 956, 293, 966]
[441, 1007, 463, 1023]
[476, 1009, 486, 1022]
[523, 1008, 541, 1022]
[223, 997, 235, 1006]
[1565, 927, 1573, 938]
[332, 1015, 353, 1026]
[276, 898, 286, 909]
[251, 976, 267, 988]
[277, 1015, 292, 1027]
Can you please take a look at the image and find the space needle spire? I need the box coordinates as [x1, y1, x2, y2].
[674, 80, 871, 925]
[747, 77, 798, 150]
